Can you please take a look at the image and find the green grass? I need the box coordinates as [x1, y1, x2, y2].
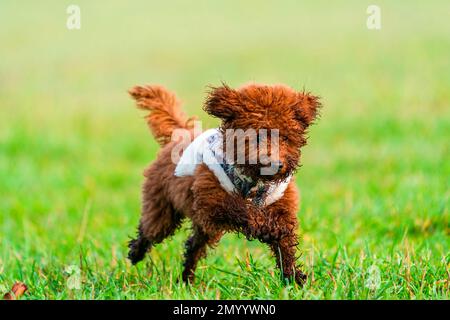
[0, 0, 449, 299]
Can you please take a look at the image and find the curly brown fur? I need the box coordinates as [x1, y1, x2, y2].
[127, 83, 321, 285]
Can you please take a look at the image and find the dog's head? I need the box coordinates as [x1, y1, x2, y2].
[204, 83, 321, 183]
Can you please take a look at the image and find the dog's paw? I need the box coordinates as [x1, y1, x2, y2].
[181, 272, 196, 285]
[127, 237, 152, 265]
[294, 270, 307, 286]
[283, 270, 307, 286]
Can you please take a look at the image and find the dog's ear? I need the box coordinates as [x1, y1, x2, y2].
[294, 92, 321, 127]
[204, 85, 241, 121]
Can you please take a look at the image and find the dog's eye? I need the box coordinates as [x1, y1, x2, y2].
[281, 136, 289, 142]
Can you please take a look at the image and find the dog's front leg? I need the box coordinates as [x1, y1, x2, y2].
[191, 165, 266, 239]
[268, 233, 307, 285]
[263, 182, 307, 285]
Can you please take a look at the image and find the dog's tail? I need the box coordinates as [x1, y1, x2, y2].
[129, 85, 196, 146]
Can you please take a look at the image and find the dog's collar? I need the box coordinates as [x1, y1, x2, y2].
[174, 129, 291, 207]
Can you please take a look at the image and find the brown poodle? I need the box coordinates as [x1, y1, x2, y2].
[127, 83, 321, 285]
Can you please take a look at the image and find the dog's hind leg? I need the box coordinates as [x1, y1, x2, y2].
[128, 195, 183, 265]
[182, 225, 222, 283]
[128, 225, 152, 265]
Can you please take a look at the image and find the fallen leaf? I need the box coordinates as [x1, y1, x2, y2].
[3, 282, 28, 300]
[3, 292, 13, 300]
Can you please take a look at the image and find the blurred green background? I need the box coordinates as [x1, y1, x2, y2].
[0, 1, 448, 299]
